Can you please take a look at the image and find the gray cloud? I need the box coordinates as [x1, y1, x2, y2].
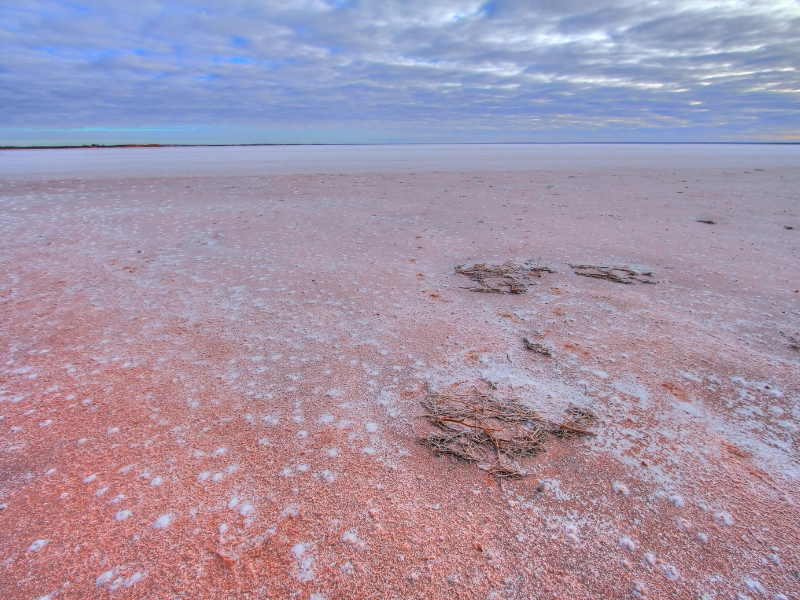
[1, 0, 798, 143]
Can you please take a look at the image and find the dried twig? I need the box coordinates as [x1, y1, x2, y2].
[780, 330, 800, 351]
[419, 388, 597, 478]
[569, 264, 656, 285]
[697, 219, 717, 225]
[523, 336, 552, 356]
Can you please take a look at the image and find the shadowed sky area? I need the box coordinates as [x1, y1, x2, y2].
[1, 0, 799, 145]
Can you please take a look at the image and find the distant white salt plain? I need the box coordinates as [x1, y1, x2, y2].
[2, 143, 800, 180]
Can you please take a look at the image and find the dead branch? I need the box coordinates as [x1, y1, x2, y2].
[418, 387, 597, 478]
[569, 263, 656, 285]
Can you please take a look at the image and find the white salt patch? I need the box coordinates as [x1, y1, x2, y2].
[361, 447, 376, 455]
[643, 552, 656, 566]
[696, 532, 708, 543]
[109, 577, 124, 590]
[745, 579, 766, 595]
[325, 448, 338, 458]
[213, 447, 227, 457]
[365, 422, 378, 433]
[124, 572, 145, 587]
[258, 438, 270, 445]
[612, 481, 629, 496]
[669, 495, 684, 507]
[219, 524, 229, 534]
[239, 502, 253, 516]
[107, 427, 119, 435]
[76, 438, 87, 445]
[153, 513, 173, 529]
[619, 537, 636, 551]
[296, 464, 309, 473]
[228, 496, 239, 509]
[150, 477, 163, 486]
[45, 468, 56, 476]
[213, 473, 224, 481]
[325, 389, 342, 397]
[318, 414, 334, 425]
[661, 564, 680, 580]
[280, 468, 293, 477]
[115, 510, 132, 521]
[321, 470, 335, 484]
[291, 543, 315, 583]
[198, 471, 211, 482]
[95, 487, 108, 497]
[296, 430, 308, 439]
[714, 511, 734, 526]
[28, 539, 49, 552]
[343, 531, 360, 545]
[96, 571, 114, 587]
[39, 419, 52, 427]
[83, 474, 97, 484]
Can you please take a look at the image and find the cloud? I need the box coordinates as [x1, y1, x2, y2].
[0, 0, 798, 142]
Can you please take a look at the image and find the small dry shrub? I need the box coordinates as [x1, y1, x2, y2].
[455, 259, 555, 294]
[419, 386, 597, 478]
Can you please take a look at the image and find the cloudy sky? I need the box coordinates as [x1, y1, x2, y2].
[1, 0, 799, 145]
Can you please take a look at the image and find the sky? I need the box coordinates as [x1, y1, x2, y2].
[1, 0, 799, 145]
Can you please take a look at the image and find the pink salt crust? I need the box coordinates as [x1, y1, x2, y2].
[0, 145, 799, 599]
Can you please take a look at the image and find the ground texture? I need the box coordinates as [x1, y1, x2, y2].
[1, 146, 799, 599]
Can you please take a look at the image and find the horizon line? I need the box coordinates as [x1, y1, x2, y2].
[2, 141, 800, 150]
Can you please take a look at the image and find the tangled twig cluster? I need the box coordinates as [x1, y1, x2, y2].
[455, 260, 555, 294]
[419, 388, 597, 478]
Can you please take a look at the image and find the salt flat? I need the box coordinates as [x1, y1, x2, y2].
[0, 144, 798, 599]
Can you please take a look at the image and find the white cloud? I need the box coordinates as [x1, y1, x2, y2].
[1, 0, 798, 142]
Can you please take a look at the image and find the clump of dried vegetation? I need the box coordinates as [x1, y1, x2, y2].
[455, 259, 555, 294]
[523, 336, 552, 356]
[780, 330, 800, 351]
[419, 387, 597, 478]
[569, 264, 656, 285]
[697, 219, 717, 225]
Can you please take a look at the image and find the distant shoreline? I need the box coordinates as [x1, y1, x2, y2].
[1, 141, 798, 150]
